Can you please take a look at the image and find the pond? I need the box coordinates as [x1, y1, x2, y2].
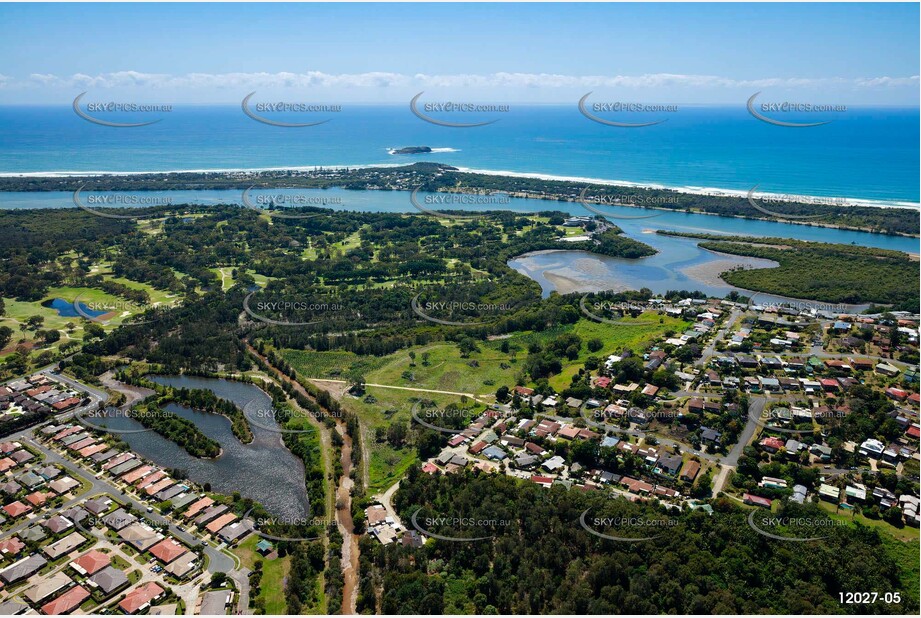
[90, 375, 311, 519]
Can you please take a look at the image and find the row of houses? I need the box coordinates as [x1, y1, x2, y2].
[0, 374, 84, 421]
[37, 423, 253, 545]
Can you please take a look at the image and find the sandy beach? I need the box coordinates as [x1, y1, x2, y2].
[679, 257, 780, 288]
[2, 163, 917, 211]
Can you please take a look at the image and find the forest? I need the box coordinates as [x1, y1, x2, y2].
[659, 232, 920, 310]
[2, 162, 917, 235]
[371, 469, 916, 615]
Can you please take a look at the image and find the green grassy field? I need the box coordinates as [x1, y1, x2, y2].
[817, 500, 920, 542]
[235, 534, 293, 615]
[881, 533, 921, 605]
[285, 312, 684, 493]
[287, 313, 686, 395]
[344, 388, 481, 494]
[1, 278, 180, 358]
[283, 349, 390, 381]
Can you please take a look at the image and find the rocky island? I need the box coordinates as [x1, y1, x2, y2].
[390, 146, 432, 155]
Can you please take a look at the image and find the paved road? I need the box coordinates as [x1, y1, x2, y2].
[40, 368, 109, 402]
[16, 431, 252, 612]
[695, 308, 742, 367]
[373, 480, 403, 529]
[18, 433, 205, 549]
[724, 396, 765, 467]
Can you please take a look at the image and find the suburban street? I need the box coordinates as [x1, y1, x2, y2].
[10, 430, 251, 614]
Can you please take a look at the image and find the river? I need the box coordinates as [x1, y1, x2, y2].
[2, 188, 917, 303]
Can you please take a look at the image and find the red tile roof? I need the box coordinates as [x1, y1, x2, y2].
[744, 493, 773, 508]
[0, 536, 25, 556]
[79, 443, 108, 458]
[119, 582, 165, 614]
[53, 426, 81, 441]
[183, 497, 213, 518]
[557, 426, 581, 440]
[2, 501, 31, 517]
[42, 585, 90, 615]
[52, 397, 81, 411]
[205, 513, 237, 534]
[144, 478, 175, 496]
[72, 550, 110, 575]
[447, 435, 466, 447]
[135, 470, 166, 488]
[25, 491, 52, 506]
[149, 538, 186, 564]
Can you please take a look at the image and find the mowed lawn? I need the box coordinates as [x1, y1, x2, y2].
[344, 387, 484, 494]
[284, 311, 685, 493]
[1, 277, 180, 357]
[234, 534, 295, 615]
[287, 313, 687, 396]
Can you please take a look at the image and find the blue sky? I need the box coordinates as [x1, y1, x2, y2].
[0, 3, 917, 104]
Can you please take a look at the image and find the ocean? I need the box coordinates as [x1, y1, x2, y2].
[0, 104, 918, 205]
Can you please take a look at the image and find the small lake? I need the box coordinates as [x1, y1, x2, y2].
[42, 298, 108, 319]
[91, 375, 310, 519]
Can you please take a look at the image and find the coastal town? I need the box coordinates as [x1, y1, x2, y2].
[1, 204, 919, 614]
[1, 2, 919, 615]
[3, 286, 919, 614]
[364, 296, 920, 545]
[1, 375, 262, 615]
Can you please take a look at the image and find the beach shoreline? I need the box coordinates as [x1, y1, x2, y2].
[1, 163, 918, 211]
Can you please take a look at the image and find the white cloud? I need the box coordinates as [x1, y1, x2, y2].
[7, 70, 917, 92]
